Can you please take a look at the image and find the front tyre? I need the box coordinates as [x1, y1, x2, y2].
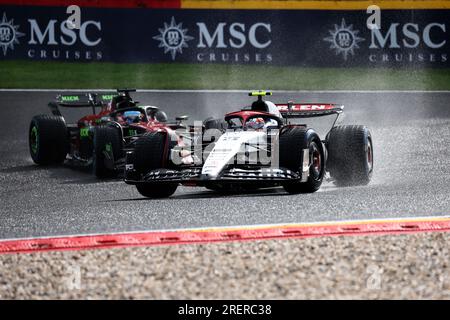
[29, 114, 68, 165]
[133, 131, 178, 198]
[327, 125, 373, 186]
[136, 184, 178, 198]
[280, 127, 325, 194]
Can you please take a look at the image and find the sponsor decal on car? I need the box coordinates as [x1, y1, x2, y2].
[100, 94, 114, 101]
[80, 127, 90, 137]
[60, 95, 80, 102]
[277, 104, 336, 112]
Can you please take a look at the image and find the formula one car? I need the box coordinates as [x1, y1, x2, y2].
[29, 89, 188, 178]
[124, 91, 373, 198]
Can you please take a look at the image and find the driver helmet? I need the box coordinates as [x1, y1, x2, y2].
[246, 117, 265, 130]
[123, 111, 142, 124]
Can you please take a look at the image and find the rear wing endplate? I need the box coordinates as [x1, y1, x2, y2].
[276, 103, 344, 118]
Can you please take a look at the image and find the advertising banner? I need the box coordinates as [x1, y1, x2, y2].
[0, 5, 449, 67]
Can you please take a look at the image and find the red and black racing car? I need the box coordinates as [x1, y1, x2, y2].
[28, 89, 189, 178]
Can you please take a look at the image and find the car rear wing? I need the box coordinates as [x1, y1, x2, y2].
[49, 93, 116, 116]
[55, 93, 116, 107]
[276, 103, 344, 118]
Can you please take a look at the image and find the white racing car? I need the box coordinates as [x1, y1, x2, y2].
[124, 91, 373, 198]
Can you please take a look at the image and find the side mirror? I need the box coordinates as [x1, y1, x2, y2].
[176, 115, 189, 121]
[155, 110, 168, 123]
[175, 115, 189, 121]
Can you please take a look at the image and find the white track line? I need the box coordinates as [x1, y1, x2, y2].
[0, 89, 449, 93]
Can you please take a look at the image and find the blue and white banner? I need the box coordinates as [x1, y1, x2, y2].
[0, 5, 449, 67]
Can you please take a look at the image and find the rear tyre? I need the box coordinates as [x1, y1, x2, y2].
[280, 127, 325, 194]
[93, 125, 123, 178]
[133, 131, 177, 198]
[29, 114, 68, 165]
[327, 125, 373, 186]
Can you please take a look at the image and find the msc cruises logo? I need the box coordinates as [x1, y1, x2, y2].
[153, 16, 193, 60]
[323, 19, 364, 61]
[0, 12, 25, 56]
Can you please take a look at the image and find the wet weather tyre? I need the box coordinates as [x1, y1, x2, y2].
[327, 125, 373, 186]
[133, 132, 177, 198]
[29, 114, 68, 165]
[279, 127, 325, 194]
[93, 125, 123, 178]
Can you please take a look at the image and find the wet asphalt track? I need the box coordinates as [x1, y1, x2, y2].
[0, 91, 449, 240]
